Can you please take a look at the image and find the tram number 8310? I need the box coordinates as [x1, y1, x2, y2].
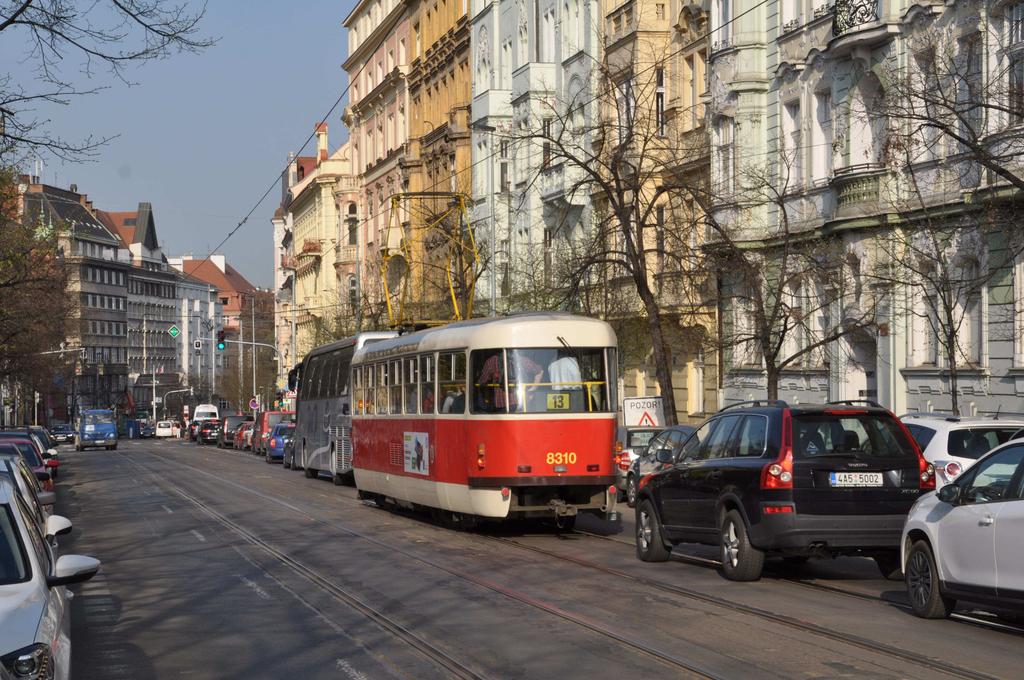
[546, 451, 577, 465]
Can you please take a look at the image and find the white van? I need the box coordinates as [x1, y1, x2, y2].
[193, 404, 219, 421]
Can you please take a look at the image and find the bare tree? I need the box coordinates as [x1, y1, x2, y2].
[0, 0, 213, 160]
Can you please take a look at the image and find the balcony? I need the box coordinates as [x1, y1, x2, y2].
[829, 0, 897, 54]
[831, 163, 886, 218]
[832, 0, 877, 36]
[280, 254, 297, 270]
[334, 243, 358, 264]
[297, 239, 322, 258]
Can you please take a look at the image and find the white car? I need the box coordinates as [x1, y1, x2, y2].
[0, 479, 100, 680]
[901, 440, 1024, 618]
[155, 420, 174, 438]
[900, 413, 1024, 487]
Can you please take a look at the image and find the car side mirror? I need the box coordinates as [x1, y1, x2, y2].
[655, 448, 675, 464]
[35, 470, 51, 483]
[47, 554, 100, 588]
[36, 491, 56, 507]
[45, 514, 72, 539]
[937, 484, 961, 505]
[46, 448, 58, 458]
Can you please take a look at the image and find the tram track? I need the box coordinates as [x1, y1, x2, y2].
[136, 445, 1004, 679]
[123, 451, 725, 680]
[574, 527, 1024, 638]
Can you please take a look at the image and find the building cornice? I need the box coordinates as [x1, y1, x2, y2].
[342, 1, 408, 72]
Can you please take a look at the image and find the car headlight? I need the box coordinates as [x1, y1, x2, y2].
[107, 433, 115, 439]
[2, 643, 54, 680]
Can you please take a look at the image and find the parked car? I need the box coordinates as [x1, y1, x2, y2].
[282, 436, 296, 469]
[623, 425, 696, 508]
[0, 478, 100, 680]
[0, 436, 56, 490]
[232, 422, 253, 450]
[902, 439, 1024, 619]
[252, 410, 294, 456]
[264, 423, 295, 464]
[197, 419, 222, 445]
[0, 451, 56, 528]
[901, 413, 1024, 488]
[75, 409, 118, 451]
[0, 432, 61, 481]
[139, 422, 156, 438]
[155, 421, 174, 438]
[49, 424, 75, 444]
[635, 399, 934, 581]
[614, 427, 661, 500]
[218, 414, 252, 449]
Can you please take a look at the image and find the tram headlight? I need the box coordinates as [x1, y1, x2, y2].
[477, 443, 486, 469]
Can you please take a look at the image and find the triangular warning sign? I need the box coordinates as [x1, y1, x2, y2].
[637, 412, 657, 427]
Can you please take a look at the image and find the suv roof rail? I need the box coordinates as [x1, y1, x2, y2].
[826, 399, 884, 409]
[717, 399, 789, 413]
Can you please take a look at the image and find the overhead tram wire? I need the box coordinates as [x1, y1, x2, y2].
[189, 0, 772, 277]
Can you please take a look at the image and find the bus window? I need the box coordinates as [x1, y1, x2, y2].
[322, 352, 338, 399]
[419, 355, 435, 413]
[404, 357, 419, 414]
[471, 349, 507, 414]
[438, 352, 467, 414]
[376, 363, 389, 414]
[390, 359, 403, 414]
[306, 355, 323, 400]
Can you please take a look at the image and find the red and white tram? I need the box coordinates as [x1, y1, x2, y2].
[351, 313, 619, 524]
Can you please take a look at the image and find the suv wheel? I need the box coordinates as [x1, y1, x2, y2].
[626, 474, 638, 508]
[635, 499, 671, 562]
[905, 540, 955, 618]
[720, 510, 764, 581]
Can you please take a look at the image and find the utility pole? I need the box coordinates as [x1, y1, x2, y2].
[251, 293, 256, 410]
[142, 315, 148, 421]
[239, 300, 244, 409]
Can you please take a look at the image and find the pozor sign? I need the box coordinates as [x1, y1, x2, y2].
[622, 397, 664, 428]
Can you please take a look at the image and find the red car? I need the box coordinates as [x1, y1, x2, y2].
[252, 410, 294, 456]
[234, 422, 254, 450]
[0, 437, 55, 491]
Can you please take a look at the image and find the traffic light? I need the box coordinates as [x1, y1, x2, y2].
[216, 330, 226, 351]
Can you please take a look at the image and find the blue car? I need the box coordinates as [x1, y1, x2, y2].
[264, 423, 294, 464]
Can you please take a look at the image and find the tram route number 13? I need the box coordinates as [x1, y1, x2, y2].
[546, 451, 577, 465]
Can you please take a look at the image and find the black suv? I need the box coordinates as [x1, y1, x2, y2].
[634, 400, 934, 581]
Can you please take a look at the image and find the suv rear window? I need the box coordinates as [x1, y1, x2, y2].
[793, 413, 917, 460]
[627, 430, 657, 449]
[947, 428, 1021, 460]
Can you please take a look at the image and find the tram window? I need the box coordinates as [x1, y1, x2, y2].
[419, 355, 435, 413]
[471, 349, 507, 414]
[365, 364, 376, 414]
[353, 366, 364, 414]
[438, 351, 467, 413]
[376, 363, 389, 414]
[607, 348, 618, 412]
[507, 348, 610, 413]
[404, 357, 419, 414]
[390, 359, 403, 414]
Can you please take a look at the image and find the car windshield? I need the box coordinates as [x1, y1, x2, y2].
[947, 428, 1022, 460]
[627, 430, 658, 449]
[793, 413, 917, 460]
[83, 413, 114, 427]
[0, 505, 28, 584]
[472, 348, 611, 414]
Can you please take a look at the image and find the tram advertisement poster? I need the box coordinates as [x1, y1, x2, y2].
[404, 432, 430, 475]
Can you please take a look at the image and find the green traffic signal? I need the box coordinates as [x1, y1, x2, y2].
[216, 341, 225, 350]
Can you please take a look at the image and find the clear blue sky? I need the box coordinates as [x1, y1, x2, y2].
[8, 1, 354, 287]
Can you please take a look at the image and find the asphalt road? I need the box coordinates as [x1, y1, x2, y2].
[54, 439, 1024, 679]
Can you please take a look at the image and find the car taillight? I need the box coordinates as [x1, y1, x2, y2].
[944, 461, 963, 479]
[893, 416, 935, 491]
[761, 409, 794, 489]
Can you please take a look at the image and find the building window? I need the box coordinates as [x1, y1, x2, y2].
[542, 119, 552, 166]
[716, 116, 735, 193]
[616, 77, 634, 145]
[783, 99, 803, 189]
[656, 3, 665, 20]
[655, 68, 666, 136]
[812, 92, 833, 182]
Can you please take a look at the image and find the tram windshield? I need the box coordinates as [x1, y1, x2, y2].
[471, 348, 612, 414]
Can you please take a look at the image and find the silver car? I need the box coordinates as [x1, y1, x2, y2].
[0, 478, 100, 680]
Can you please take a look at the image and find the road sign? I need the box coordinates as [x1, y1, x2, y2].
[167, 325, 180, 338]
[193, 340, 202, 350]
[623, 397, 664, 428]
[248, 396, 259, 410]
